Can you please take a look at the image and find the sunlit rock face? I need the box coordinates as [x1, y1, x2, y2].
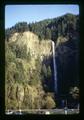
[8, 31, 52, 61]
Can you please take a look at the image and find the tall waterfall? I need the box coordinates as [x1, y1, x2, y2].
[52, 41, 57, 93]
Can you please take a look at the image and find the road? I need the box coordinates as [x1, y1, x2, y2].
[6, 109, 79, 115]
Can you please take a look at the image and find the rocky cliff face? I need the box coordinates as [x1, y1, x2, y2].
[55, 35, 79, 97]
[5, 28, 79, 109]
[5, 31, 57, 110]
[7, 31, 79, 90]
[9, 31, 52, 60]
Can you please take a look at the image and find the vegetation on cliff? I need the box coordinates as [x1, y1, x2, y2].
[5, 13, 79, 109]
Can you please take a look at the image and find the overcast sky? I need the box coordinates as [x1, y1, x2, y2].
[5, 5, 79, 29]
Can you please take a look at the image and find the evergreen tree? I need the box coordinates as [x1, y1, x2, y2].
[45, 27, 51, 39]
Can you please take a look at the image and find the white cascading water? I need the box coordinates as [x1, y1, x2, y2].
[52, 41, 57, 93]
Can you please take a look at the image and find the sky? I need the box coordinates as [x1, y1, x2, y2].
[5, 5, 79, 29]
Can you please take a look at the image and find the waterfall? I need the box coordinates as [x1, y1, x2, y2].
[52, 41, 57, 93]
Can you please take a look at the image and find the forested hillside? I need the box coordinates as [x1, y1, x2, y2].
[5, 13, 79, 42]
[5, 13, 79, 110]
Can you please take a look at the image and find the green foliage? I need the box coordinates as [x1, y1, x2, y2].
[5, 62, 17, 84]
[45, 27, 51, 39]
[5, 41, 47, 109]
[41, 64, 47, 78]
[47, 66, 52, 79]
[35, 56, 42, 73]
[27, 50, 31, 61]
[5, 13, 79, 110]
[69, 86, 79, 100]
[14, 44, 27, 59]
[45, 95, 56, 109]
[5, 42, 16, 66]
[41, 64, 52, 91]
[5, 83, 18, 110]
[29, 70, 40, 86]
[5, 13, 79, 42]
